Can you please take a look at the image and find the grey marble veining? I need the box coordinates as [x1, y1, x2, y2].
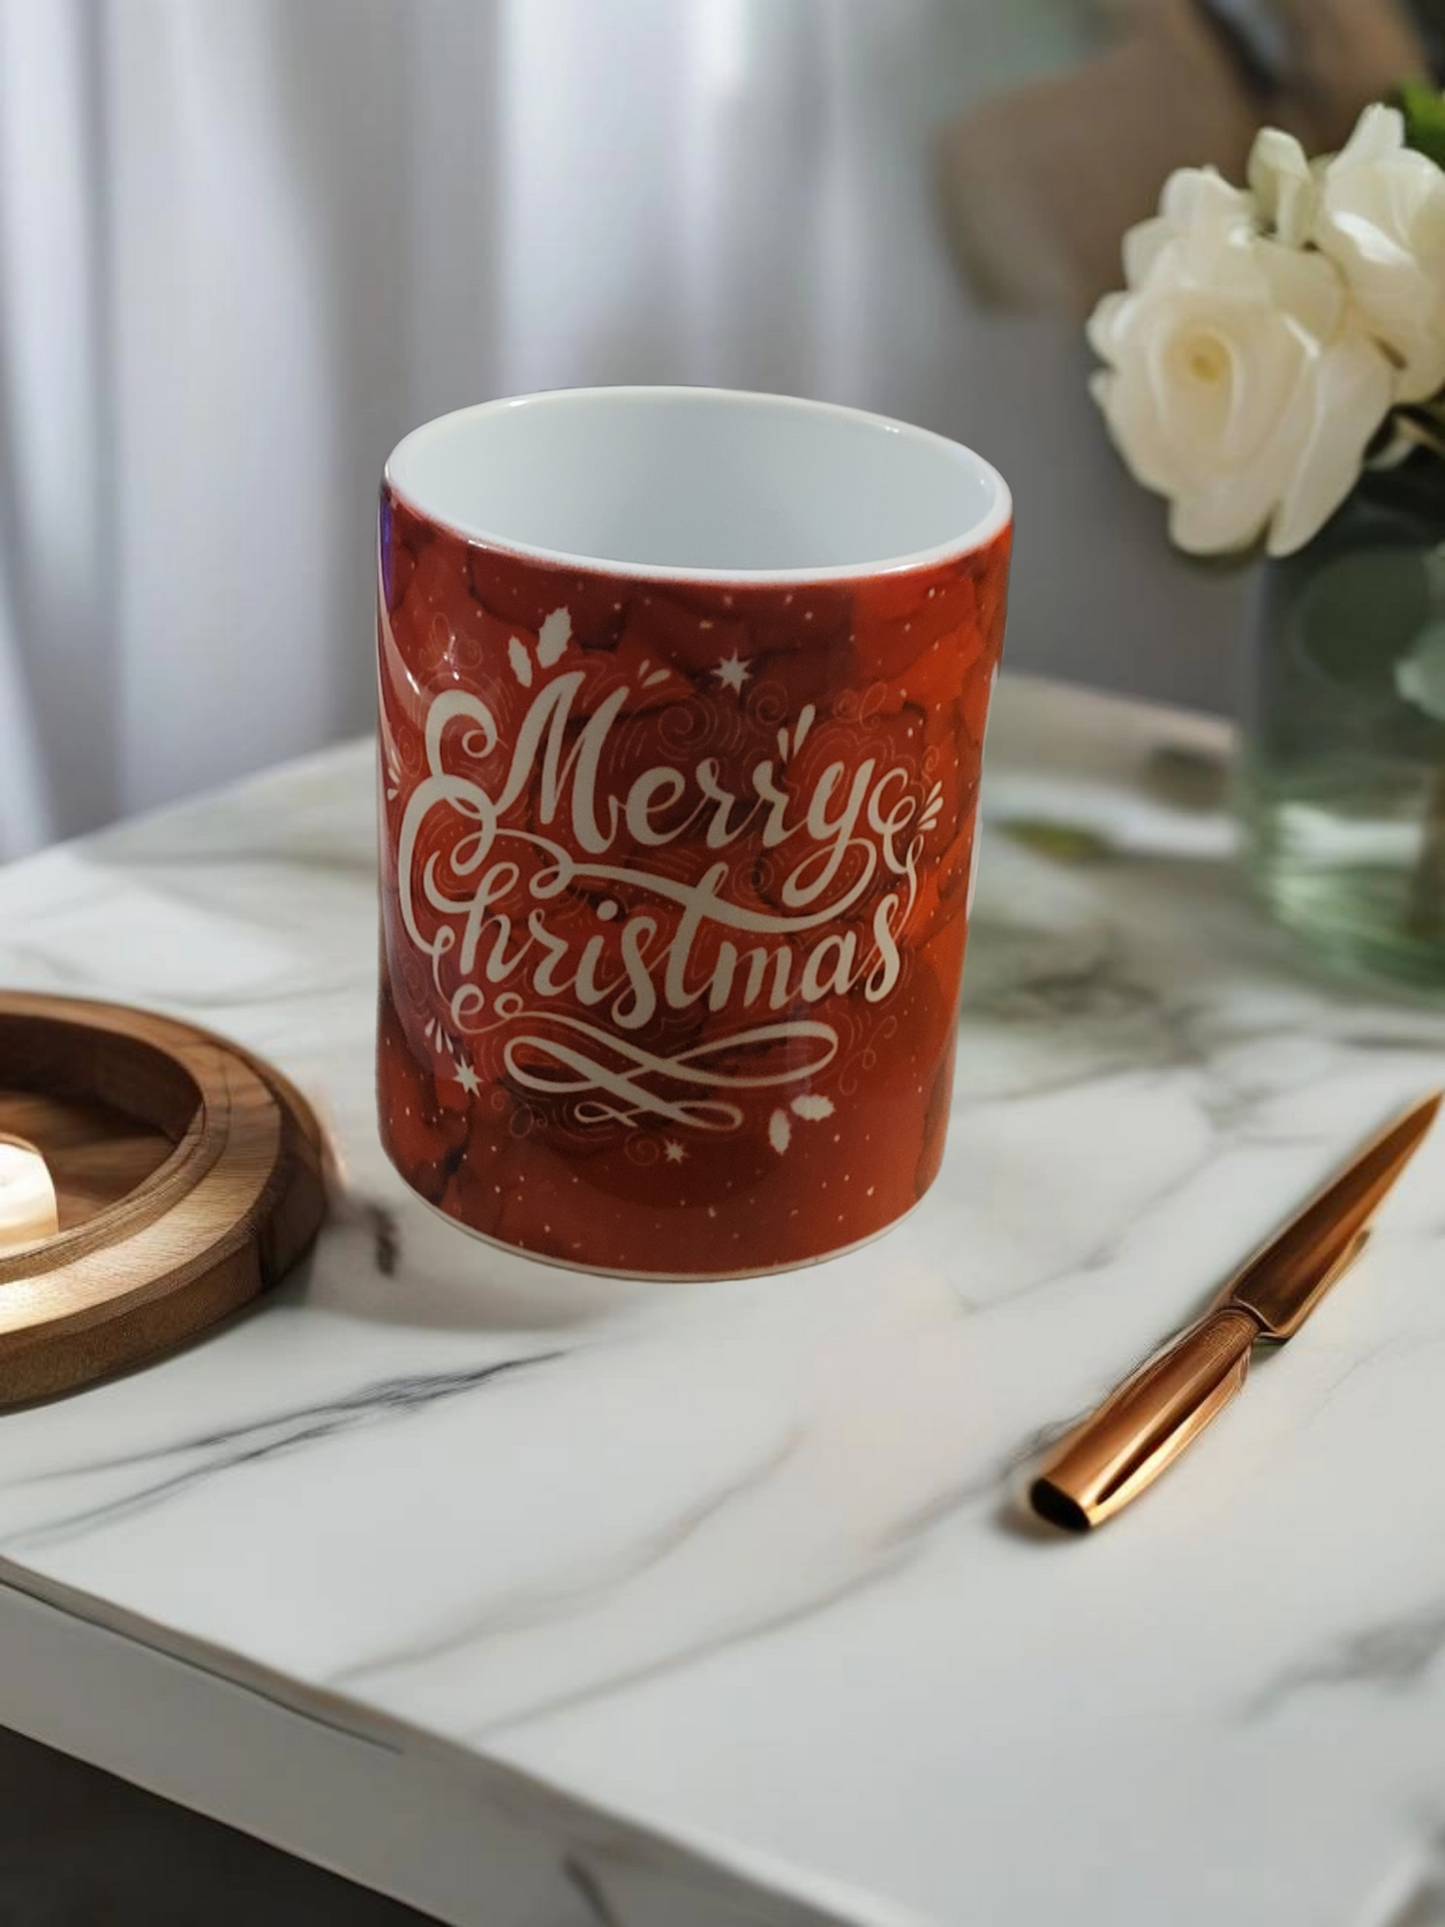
[1, 677, 1444, 1927]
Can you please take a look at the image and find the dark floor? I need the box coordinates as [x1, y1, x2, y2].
[0, 1725, 434, 1925]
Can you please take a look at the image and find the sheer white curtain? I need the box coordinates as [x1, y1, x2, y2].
[0, 0, 1242, 858]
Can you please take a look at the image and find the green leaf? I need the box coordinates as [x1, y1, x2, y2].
[1399, 78, 1445, 172]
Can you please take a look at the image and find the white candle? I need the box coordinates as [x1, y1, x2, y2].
[0, 1134, 59, 1250]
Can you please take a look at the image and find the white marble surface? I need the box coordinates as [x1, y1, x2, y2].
[2, 675, 1445, 1927]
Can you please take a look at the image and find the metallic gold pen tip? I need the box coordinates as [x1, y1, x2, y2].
[1028, 1479, 1092, 1533]
[1386, 1088, 1443, 1165]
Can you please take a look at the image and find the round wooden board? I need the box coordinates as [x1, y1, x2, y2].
[0, 993, 326, 1404]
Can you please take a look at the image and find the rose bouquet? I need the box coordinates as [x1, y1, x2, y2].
[1089, 89, 1445, 983]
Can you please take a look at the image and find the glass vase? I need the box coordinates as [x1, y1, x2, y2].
[1236, 466, 1445, 992]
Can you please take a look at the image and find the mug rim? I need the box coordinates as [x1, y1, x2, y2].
[383, 384, 1012, 586]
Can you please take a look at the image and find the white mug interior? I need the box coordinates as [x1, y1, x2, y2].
[385, 386, 1009, 581]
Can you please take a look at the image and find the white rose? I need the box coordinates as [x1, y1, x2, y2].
[1119, 163, 1255, 289]
[1247, 127, 1318, 248]
[1314, 104, 1445, 404]
[1089, 223, 1394, 557]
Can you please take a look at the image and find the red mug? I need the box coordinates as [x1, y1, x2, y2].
[377, 388, 1010, 1277]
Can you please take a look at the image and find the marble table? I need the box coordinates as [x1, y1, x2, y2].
[2, 675, 1445, 1927]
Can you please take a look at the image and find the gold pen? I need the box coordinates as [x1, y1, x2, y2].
[1028, 1091, 1442, 1532]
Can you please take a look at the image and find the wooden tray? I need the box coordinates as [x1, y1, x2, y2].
[0, 992, 326, 1403]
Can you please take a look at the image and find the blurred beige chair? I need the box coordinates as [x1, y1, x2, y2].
[935, 0, 1428, 313]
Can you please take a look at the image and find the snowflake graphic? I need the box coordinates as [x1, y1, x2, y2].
[713, 651, 751, 693]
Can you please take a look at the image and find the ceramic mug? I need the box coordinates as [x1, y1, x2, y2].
[377, 387, 1010, 1277]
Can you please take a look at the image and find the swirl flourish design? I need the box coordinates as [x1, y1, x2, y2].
[496, 1009, 838, 1131]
